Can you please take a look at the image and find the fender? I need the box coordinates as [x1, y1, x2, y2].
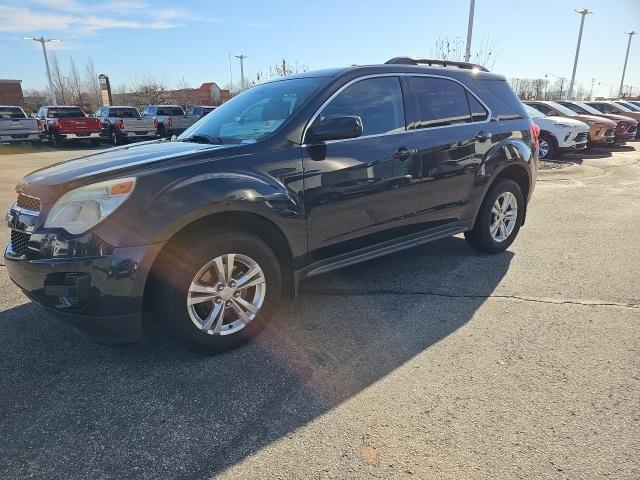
[93, 167, 307, 259]
[464, 133, 535, 223]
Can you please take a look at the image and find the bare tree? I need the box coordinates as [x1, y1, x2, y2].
[431, 36, 500, 70]
[172, 77, 192, 110]
[49, 52, 71, 105]
[128, 73, 170, 106]
[68, 57, 86, 109]
[83, 59, 101, 108]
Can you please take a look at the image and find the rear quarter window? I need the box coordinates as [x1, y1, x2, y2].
[477, 79, 527, 120]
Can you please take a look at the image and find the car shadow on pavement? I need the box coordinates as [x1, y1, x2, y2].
[0, 236, 513, 480]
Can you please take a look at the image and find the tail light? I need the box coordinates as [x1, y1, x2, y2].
[37, 119, 44, 130]
[117, 119, 125, 130]
[530, 122, 540, 150]
[153, 118, 158, 127]
[167, 117, 174, 127]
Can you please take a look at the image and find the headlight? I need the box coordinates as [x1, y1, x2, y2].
[44, 177, 136, 235]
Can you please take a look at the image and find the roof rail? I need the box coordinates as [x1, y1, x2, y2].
[385, 57, 489, 72]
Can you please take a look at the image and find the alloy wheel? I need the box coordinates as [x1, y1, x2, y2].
[490, 192, 518, 243]
[539, 138, 550, 158]
[187, 253, 266, 336]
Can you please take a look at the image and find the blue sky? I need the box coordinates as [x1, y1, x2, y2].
[1, 0, 638, 97]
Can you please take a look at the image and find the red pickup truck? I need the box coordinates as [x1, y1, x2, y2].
[37, 106, 102, 146]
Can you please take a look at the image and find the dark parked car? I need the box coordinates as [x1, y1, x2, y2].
[5, 58, 538, 353]
[186, 105, 216, 120]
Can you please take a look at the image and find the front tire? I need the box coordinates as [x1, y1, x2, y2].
[465, 179, 524, 253]
[538, 133, 556, 160]
[157, 228, 282, 354]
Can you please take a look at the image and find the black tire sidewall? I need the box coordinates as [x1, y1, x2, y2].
[472, 179, 524, 253]
[158, 230, 282, 354]
[539, 133, 556, 159]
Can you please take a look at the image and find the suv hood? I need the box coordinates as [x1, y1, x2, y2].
[17, 140, 241, 203]
[545, 116, 589, 129]
[591, 112, 639, 125]
[571, 114, 616, 127]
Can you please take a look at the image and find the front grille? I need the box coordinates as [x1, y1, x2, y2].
[604, 128, 615, 137]
[10, 230, 30, 256]
[16, 193, 41, 212]
[574, 132, 588, 142]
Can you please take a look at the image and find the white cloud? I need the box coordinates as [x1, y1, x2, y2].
[0, 5, 76, 32]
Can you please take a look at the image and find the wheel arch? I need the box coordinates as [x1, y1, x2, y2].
[143, 210, 297, 315]
[491, 163, 531, 225]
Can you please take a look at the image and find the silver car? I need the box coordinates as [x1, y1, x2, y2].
[95, 106, 157, 145]
[142, 105, 197, 138]
[0, 106, 40, 143]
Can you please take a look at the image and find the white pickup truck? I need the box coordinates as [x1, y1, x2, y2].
[0, 106, 40, 143]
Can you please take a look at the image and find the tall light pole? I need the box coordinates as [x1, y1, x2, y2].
[235, 54, 248, 89]
[24, 36, 60, 106]
[464, 0, 476, 62]
[618, 31, 637, 98]
[567, 8, 592, 100]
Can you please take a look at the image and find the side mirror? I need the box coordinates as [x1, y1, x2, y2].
[307, 115, 363, 143]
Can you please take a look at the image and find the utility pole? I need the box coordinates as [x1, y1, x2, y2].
[24, 36, 60, 106]
[567, 8, 592, 100]
[589, 77, 595, 100]
[464, 0, 476, 62]
[618, 31, 637, 98]
[235, 54, 248, 89]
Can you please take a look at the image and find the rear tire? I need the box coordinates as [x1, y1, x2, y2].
[110, 128, 120, 146]
[156, 228, 282, 354]
[465, 179, 524, 253]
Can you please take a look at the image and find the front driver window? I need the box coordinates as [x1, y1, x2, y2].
[319, 77, 405, 137]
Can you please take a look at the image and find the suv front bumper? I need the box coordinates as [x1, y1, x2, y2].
[5, 236, 162, 344]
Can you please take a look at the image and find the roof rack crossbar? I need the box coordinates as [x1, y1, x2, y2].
[385, 57, 489, 72]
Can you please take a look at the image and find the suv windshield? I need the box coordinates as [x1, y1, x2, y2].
[179, 77, 325, 144]
[563, 102, 602, 115]
[616, 101, 640, 112]
[109, 108, 141, 118]
[0, 107, 26, 119]
[47, 107, 85, 118]
[524, 104, 545, 119]
[547, 102, 580, 117]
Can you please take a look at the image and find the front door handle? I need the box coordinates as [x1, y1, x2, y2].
[393, 146, 417, 160]
[475, 131, 492, 142]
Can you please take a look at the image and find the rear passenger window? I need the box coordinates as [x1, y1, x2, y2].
[319, 77, 405, 137]
[467, 92, 488, 122]
[408, 77, 471, 128]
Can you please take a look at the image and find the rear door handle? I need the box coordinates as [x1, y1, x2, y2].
[475, 131, 492, 142]
[393, 146, 417, 160]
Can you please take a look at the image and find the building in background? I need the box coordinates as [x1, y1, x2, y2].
[112, 82, 231, 109]
[0, 80, 25, 106]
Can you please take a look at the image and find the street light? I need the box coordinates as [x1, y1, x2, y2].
[23, 36, 61, 106]
[235, 54, 248, 90]
[618, 31, 637, 98]
[598, 80, 614, 99]
[567, 8, 592, 100]
[464, 0, 476, 63]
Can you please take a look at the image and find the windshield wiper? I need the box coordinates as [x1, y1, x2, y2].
[180, 134, 223, 144]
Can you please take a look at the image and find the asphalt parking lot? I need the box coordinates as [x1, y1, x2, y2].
[0, 143, 638, 479]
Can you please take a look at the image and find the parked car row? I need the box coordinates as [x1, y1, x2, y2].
[0, 104, 217, 146]
[523, 100, 639, 159]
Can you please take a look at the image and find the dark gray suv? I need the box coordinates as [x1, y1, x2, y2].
[6, 58, 538, 353]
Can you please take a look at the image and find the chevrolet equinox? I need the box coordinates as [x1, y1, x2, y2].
[6, 58, 538, 353]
